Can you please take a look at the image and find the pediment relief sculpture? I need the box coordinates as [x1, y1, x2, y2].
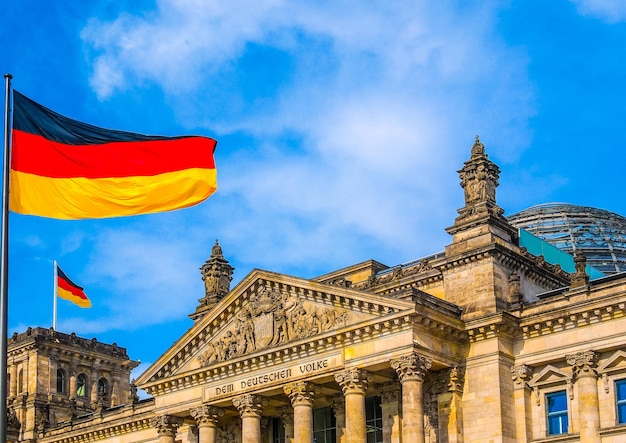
[198, 286, 350, 366]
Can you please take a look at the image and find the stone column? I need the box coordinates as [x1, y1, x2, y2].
[110, 367, 121, 406]
[334, 368, 371, 443]
[69, 363, 77, 398]
[331, 395, 346, 443]
[9, 358, 18, 398]
[276, 407, 294, 443]
[511, 364, 533, 442]
[90, 367, 99, 405]
[191, 404, 225, 443]
[378, 382, 401, 443]
[284, 381, 316, 443]
[151, 415, 184, 443]
[390, 353, 432, 443]
[233, 394, 266, 443]
[48, 354, 58, 395]
[567, 351, 601, 443]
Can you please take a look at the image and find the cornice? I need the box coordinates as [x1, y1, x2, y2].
[39, 402, 155, 443]
[439, 243, 570, 289]
[465, 312, 520, 342]
[519, 300, 626, 339]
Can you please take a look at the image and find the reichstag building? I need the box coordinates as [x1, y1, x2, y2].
[6, 137, 626, 443]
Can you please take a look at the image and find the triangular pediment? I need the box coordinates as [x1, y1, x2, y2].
[598, 350, 626, 374]
[136, 269, 415, 389]
[528, 365, 571, 388]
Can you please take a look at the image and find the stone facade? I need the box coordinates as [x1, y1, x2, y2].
[7, 137, 626, 443]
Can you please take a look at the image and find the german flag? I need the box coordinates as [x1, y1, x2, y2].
[10, 91, 217, 219]
[57, 266, 91, 308]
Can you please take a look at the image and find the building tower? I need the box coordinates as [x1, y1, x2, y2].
[6, 327, 139, 441]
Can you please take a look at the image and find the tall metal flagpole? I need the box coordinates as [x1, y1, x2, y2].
[1, 73, 13, 443]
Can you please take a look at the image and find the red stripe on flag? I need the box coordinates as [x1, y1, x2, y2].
[12, 130, 216, 179]
[58, 276, 88, 300]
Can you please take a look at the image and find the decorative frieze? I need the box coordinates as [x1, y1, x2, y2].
[390, 353, 432, 382]
[198, 287, 349, 366]
[334, 368, 371, 395]
[232, 394, 266, 418]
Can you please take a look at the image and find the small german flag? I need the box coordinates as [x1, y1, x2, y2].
[57, 265, 91, 308]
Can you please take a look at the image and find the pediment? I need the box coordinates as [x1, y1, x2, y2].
[136, 269, 415, 388]
[528, 364, 571, 388]
[597, 350, 626, 374]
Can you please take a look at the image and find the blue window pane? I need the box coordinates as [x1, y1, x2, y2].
[617, 380, 626, 424]
[548, 415, 568, 435]
[547, 392, 567, 411]
[618, 403, 626, 424]
[546, 391, 568, 435]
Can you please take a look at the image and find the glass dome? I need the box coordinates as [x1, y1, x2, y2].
[507, 203, 626, 275]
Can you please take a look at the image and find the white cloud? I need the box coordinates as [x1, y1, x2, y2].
[78, 1, 537, 328]
[571, 0, 626, 23]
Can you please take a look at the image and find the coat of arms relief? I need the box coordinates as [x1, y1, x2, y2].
[198, 286, 349, 366]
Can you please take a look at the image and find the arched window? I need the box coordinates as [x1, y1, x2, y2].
[56, 368, 67, 393]
[98, 377, 109, 399]
[76, 373, 87, 397]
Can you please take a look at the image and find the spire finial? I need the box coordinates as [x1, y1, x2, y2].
[211, 239, 223, 258]
[471, 135, 485, 157]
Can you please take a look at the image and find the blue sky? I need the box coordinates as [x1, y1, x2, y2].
[2, 0, 625, 381]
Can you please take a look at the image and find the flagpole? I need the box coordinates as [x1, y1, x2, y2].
[53, 260, 58, 330]
[1, 73, 13, 443]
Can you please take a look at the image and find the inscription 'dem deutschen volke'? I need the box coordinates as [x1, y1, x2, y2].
[204, 354, 343, 400]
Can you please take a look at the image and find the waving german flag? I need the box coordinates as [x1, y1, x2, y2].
[57, 265, 91, 308]
[10, 91, 217, 219]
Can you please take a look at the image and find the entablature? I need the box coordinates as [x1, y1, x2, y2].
[465, 312, 520, 342]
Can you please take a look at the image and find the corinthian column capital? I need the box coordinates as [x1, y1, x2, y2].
[190, 404, 224, 427]
[151, 415, 184, 437]
[232, 394, 266, 418]
[511, 364, 534, 388]
[390, 353, 432, 382]
[334, 368, 371, 395]
[566, 350, 598, 379]
[284, 381, 317, 406]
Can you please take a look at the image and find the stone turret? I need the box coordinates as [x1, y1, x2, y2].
[445, 136, 518, 255]
[190, 240, 235, 321]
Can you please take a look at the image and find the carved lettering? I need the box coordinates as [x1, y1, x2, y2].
[299, 359, 329, 374]
[203, 354, 342, 401]
[240, 369, 292, 389]
[215, 384, 234, 396]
